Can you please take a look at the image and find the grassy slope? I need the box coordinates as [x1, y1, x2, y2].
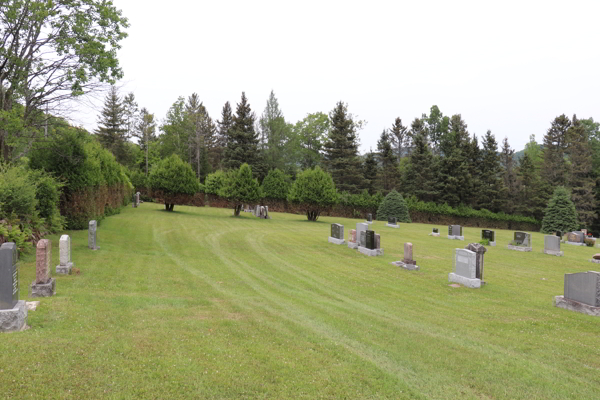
[1, 203, 599, 399]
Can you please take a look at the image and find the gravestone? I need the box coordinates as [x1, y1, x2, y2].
[328, 223, 345, 245]
[366, 230, 375, 250]
[556, 231, 563, 239]
[360, 231, 367, 248]
[554, 271, 600, 316]
[264, 206, 270, 219]
[136, 192, 140, 207]
[347, 229, 358, 249]
[30, 239, 55, 297]
[254, 205, 260, 216]
[375, 234, 380, 249]
[508, 231, 532, 251]
[392, 242, 419, 271]
[56, 235, 75, 274]
[447, 225, 464, 240]
[465, 243, 486, 282]
[260, 206, 265, 218]
[430, 227, 440, 237]
[358, 228, 384, 256]
[354, 223, 369, 249]
[88, 220, 99, 250]
[448, 248, 481, 288]
[386, 216, 399, 228]
[366, 213, 373, 224]
[0, 242, 27, 332]
[481, 230, 496, 246]
[543, 235, 563, 256]
[566, 231, 585, 246]
[132, 192, 137, 208]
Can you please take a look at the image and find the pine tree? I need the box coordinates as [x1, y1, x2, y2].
[435, 114, 471, 206]
[215, 101, 234, 170]
[464, 133, 482, 208]
[540, 186, 579, 233]
[363, 152, 378, 195]
[377, 130, 398, 192]
[500, 137, 518, 213]
[258, 90, 292, 171]
[422, 105, 449, 154]
[402, 130, 438, 202]
[567, 114, 597, 228]
[376, 190, 411, 222]
[389, 117, 408, 159]
[322, 101, 365, 193]
[223, 92, 266, 180]
[185, 93, 206, 178]
[479, 130, 506, 212]
[541, 114, 571, 187]
[95, 85, 129, 164]
[134, 107, 156, 176]
[516, 152, 547, 220]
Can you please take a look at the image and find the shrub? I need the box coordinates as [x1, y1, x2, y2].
[376, 190, 411, 222]
[288, 167, 338, 221]
[204, 170, 227, 195]
[585, 238, 595, 247]
[149, 154, 199, 211]
[0, 164, 38, 222]
[219, 164, 261, 216]
[540, 186, 579, 234]
[261, 169, 290, 200]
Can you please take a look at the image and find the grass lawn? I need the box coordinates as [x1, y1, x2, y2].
[1, 203, 600, 399]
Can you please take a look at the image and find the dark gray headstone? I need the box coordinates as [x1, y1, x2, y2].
[433, 228, 439, 233]
[450, 225, 462, 236]
[88, 220, 97, 249]
[388, 216, 397, 225]
[564, 271, 600, 307]
[514, 231, 530, 246]
[367, 213, 373, 222]
[331, 223, 344, 240]
[0, 243, 18, 310]
[482, 230, 495, 242]
[465, 243, 486, 280]
[555, 231, 563, 238]
[366, 230, 375, 250]
[448, 225, 452, 235]
[360, 230, 366, 247]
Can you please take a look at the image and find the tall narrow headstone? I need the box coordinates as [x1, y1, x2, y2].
[355, 223, 369, 248]
[348, 228, 359, 249]
[136, 192, 140, 207]
[56, 235, 75, 274]
[555, 271, 600, 316]
[465, 243, 486, 281]
[88, 220, 98, 250]
[374, 233, 380, 249]
[366, 230, 375, 250]
[543, 235, 563, 256]
[448, 248, 481, 288]
[0, 242, 27, 332]
[30, 239, 55, 297]
[132, 192, 137, 208]
[392, 242, 419, 270]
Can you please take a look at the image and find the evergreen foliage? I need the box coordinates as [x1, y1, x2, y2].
[479, 130, 506, 212]
[323, 102, 365, 193]
[402, 130, 438, 202]
[149, 154, 199, 211]
[376, 190, 411, 222]
[219, 163, 261, 216]
[377, 130, 398, 191]
[389, 117, 408, 159]
[96, 86, 131, 165]
[363, 152, 378, 195]
[541, 114, 571, 187]
[288, 167, 338, 221]
[540, 186, 579, 233]
[261, 169, 290, 200]
[204, 170, 227, 195]
[500, 137, 518, 213]
[515, 153, 547, 220]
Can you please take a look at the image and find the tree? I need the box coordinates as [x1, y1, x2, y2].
[389, 117, 408, 159]
[219, 163, 261, 216]
[133, 108, 156, 176]
[422, 105, 449, 154]
[288, 167, 338, 221]
[149, 154, 199, 211]
[258, 90, 292, 171]
[214, 102, 234, 170]
[95, 86, 130, 165]
[376, 190, 411, 222]
[123, 92, 139, 140]
[540, 186, 579, 233]
[261, 168, 290, 200]
[541, 114, 571, 187]
[515, 152, 547, 220]
[0, 1, 129, 162]
[377, 130, 398, 192]
[479, 130, 506, 212]
[224, 92, 266, 179]
[292, 112, 330, 169]
[500, 137, 518, 213]
[158, 97, 188, 160]
[322, 101, 365, 193]
[402, 129, 437, 202]
[566, 115, 597, 228]
[363, 152, 379, 195]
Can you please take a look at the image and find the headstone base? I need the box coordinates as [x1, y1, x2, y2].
[448, 273, 481, 288]
[365, 221, 373, 225]
[429, 232, 440, 237]
[0, 301, 27, 332]
[448, 235, 464, 240]
[30, 278, 56, 298]
[507, 245, 532, 252]
[542, 249, 564, 257]
[328, 237, 345, 245]
[589, 259, 600, 264]
[347, 242, 358, 249]
[565, 241, 586, 246]
[56, 262, 74, 275]
[89, 246, 99, 251]
[385, 223, 399, 228]
[358, 247, 384, 256]
[489, 241, 496, 247]
[554, 295, 600, 317]
[392, 261, 419, 271]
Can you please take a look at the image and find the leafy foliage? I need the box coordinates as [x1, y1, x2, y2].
[288, 167, 338, 221]
[219, 164, 261, 216]
[149, 154, 199, 211]
[261, 169, 290, 200]
[376, 190, 411, 222]
[540, 186, 579, 233]
[204, 170, 227, 195]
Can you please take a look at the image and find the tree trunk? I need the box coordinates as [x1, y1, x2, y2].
[165, 203, 169, 211]
[234, 204, 241, 216]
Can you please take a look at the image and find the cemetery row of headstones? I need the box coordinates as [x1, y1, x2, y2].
[328, 222, 383, 256]
[251, 205, 270, 219]
[0, 221, 97, 332]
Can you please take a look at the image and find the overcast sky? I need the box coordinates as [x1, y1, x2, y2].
[75, 0, 600, 153]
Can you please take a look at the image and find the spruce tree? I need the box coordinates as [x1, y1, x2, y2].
[500, 137, 518, 213]
[479, 130, 506, 212]
[223, 93, 266, 180]
[516, 153, 547, 220]
[95, 85, 129, 164]
[376, 190, 411, 222]
[465, 133, 482, 208]
[363, 152, 378, 195]
[215, 101, 234, 170]
[567, 115, 597, 227]
[540, 186, 579, 233]
[322, 101, 365, 193]
[389, 117, 408, 159]
[377, 130, 398, 192]
[541, 114, 571, 187]
[402, 130, 438, 202]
